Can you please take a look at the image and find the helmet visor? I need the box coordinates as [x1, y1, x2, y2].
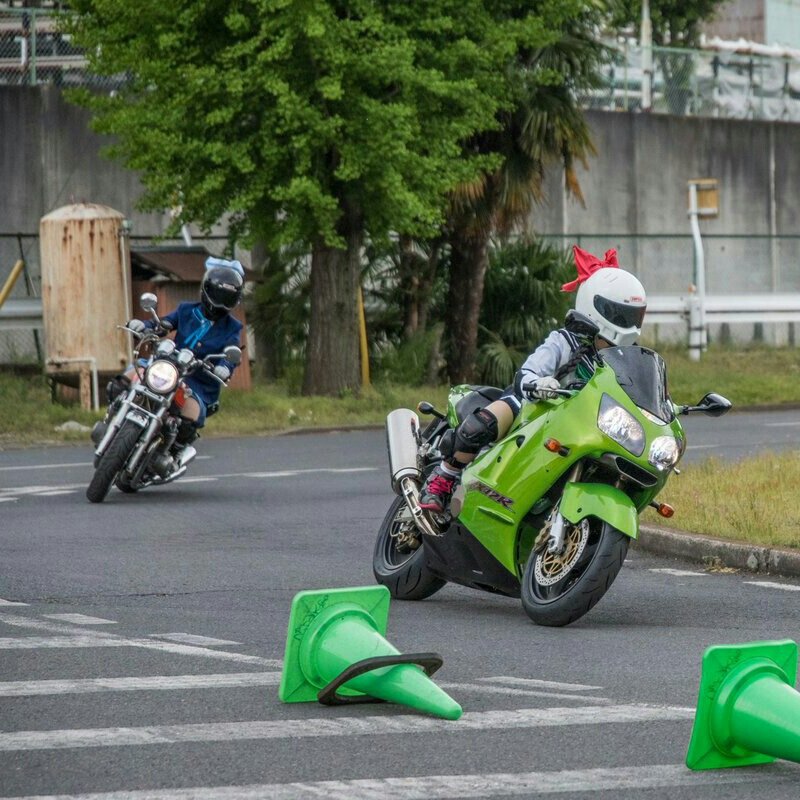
[593, 296, 646, 329]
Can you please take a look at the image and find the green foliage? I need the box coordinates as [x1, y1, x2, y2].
[66, 1, 580, 250]
[477, 239, 572, 386]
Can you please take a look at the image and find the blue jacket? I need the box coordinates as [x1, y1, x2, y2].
[145, 302, 243, 405]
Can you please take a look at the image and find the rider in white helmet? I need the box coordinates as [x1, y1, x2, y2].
[419, 245, 647, 514]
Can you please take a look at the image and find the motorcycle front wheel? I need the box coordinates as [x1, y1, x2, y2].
[373, 496, 446, 601]
[86, 422, 141, 504]
[520, 517, 629, 627]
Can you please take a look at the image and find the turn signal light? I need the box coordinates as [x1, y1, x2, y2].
[544, 438, 561, 453]
[656, 503, 675, 518]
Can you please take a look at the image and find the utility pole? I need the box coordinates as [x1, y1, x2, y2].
[641, 0, 653, 111]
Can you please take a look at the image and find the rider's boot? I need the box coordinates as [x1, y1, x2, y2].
[418, 463, 461, 513]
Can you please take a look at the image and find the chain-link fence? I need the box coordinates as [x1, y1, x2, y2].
[0, 234, 231, 365]
[582, 43, 800, 122]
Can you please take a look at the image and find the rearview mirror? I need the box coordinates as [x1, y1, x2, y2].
[696, 392, 732, 417]
[223, 345, 242, 366]
[140, 292, 158, 312]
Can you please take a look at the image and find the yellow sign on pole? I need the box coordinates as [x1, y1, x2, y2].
[688, 178, 719, 218]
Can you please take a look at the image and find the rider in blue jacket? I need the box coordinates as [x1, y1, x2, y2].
[126, 257, 245, 449]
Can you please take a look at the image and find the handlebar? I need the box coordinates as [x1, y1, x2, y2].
[521, 382, 575, 399]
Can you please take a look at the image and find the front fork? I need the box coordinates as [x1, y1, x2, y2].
[544, 462, 584, 555]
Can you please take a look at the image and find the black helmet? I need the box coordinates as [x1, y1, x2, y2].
[201, 258, 244, 321]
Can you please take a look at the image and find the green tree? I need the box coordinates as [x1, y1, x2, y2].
[444, 11, 603, 384]
[67, 0, 578, 395]
[609, 0, 725, 47]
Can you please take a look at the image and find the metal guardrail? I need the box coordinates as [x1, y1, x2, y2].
[0, 297, 43, 330]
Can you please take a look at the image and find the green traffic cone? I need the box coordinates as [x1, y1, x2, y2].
[686, 639, 800, 770]
[278, 585, 462, 720]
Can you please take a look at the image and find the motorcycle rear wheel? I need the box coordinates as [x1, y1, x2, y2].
[520, 517, 629, 627]
[373, 496, 446, 601]
[86, 422, 141, 503]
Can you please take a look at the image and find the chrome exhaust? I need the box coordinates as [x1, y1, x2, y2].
[386, 408, 422, 493]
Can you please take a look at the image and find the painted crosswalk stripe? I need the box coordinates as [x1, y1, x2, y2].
[438, 682, 610, 704]
[148, 633, 241, 647]
[0, 635, 127, 650]
[0, 672, 282, 697]
[0, 598, 28, 606]
[3, 763, 790, 800]
[0, 613, 281, 667]
[43, 614, 117, 626]
[479, 676, 602, 692]
[0, 705, 694, 752]
[744, 580, 800, 592]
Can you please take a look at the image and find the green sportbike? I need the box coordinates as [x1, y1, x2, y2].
[375, 344, 731, 626]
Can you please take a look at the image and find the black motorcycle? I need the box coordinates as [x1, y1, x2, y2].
[86, 292, 241, 503]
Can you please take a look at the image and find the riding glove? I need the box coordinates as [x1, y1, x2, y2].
[525, 376, 561, 401]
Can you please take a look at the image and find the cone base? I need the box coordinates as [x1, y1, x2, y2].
[686, 640, 797, 771]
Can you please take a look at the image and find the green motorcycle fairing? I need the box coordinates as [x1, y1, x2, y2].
[454, 360, 684, 578]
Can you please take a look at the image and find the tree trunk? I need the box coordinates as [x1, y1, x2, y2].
[445, 227, 490, 385]
[302, 229, 363, 396]
[249, 241, 282, 380]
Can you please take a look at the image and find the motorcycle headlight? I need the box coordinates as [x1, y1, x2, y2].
[649, 435, 681, 471]
[597, 394, 645, 457]
[145, 360, 179, 394]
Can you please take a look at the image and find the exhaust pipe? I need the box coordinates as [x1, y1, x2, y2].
[386, 408, 422, 494]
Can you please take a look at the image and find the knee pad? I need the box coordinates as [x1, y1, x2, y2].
[454, 408, 498, 454]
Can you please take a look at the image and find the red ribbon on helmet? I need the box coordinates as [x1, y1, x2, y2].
[561, 246, 619, 292]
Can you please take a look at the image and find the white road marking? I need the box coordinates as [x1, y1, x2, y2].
[438, 682, 610, 704]
[3, 763, 785, 800]
[172, 477, 218, 484]
[764, 421, 800, 427]
[0, 483, 84, 497]
[0, 704, 694, 752]
[43, 614, 117, 625]
[0, 635, 128, 650]
[480, 676, 602, 692]
[0, 598, 28, 606]
[0, 456, 211, 472]
[649, 568, 707, 577]
[0, 672, 282, 697]
[744, 580, 800, 592]
[148, 633, 241, 647]
[686, 444, 720, 450]
[36, 490, 77, 497]
[0, 497, 18, 503]
[0, 613, 281, 667]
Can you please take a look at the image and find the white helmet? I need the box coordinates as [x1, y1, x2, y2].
[574, 268, 646, 347]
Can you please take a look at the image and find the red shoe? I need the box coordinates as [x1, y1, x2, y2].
[418, 467, 458, 513]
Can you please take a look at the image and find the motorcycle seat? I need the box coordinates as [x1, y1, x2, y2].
[454, 385, 505, 423]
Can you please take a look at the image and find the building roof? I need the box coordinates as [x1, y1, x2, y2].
[130, 246, 256, 283]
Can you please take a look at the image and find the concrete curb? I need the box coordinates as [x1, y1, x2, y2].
[636, 524, 800, 579]
[274, 423, 384, 437]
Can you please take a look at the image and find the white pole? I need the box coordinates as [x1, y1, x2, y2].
[641, 0, 653, 111]
[688, 183, 707, 360]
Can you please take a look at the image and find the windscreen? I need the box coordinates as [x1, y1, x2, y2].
[599, 346, 674, 422]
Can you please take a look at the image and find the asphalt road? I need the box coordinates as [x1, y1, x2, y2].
[1, 409, 800, 799]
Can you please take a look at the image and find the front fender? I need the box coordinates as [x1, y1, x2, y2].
[560, 482, 639, 540]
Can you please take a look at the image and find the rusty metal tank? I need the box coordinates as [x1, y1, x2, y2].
[39, 203, 132, 406]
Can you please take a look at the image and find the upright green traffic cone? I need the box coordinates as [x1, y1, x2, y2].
[686, 639, 800, 770]
[278, 585, 462, 720]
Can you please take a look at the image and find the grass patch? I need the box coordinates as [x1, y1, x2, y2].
[644, 452, 800, 549]
[0, 370, 448, 447]
[653, 345, 800, 407]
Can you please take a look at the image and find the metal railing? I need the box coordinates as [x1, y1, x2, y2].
[581, 42, 800, 122]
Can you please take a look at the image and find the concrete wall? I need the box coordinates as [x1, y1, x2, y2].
[533, 110, 800, 319]
[3, 86, 800, 351]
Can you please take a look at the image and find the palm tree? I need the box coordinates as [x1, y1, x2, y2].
[444, 25, 605, 384]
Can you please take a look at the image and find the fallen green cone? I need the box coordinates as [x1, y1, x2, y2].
[278, 585, 462, 720]
[686, 639, 800, 770]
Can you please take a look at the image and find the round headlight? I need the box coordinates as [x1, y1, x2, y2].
[597, 394, 645, 457]
[145, 360, 179, 394]
[649, 436, 681, 471]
